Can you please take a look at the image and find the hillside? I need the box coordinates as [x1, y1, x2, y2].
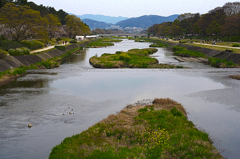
[78, 14, 128, 24]
[82, 19, 112, 30]
[116, 14, 179, 29]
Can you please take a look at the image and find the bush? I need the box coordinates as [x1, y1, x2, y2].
[21, 41, 43, 50]
[8, 47, 30, 56]
[0, 49, 8, 59]
[232, 44, 240, 47]
[56, 37, 62, 41]
[55, 46, 66, 51]
[208, 57, 237, 68]
[69, 39, 77, 43]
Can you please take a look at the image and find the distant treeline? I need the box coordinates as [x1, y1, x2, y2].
[148, 2, 240, 41]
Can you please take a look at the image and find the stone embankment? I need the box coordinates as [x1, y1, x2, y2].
[161, 40, 240, 64]
[0, 41, 90, 73]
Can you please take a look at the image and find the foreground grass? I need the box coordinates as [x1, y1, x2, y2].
[89, 48, 183, 68]
[49, 98, 223, 159]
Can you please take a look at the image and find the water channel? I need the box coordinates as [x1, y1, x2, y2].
[0, 39, 240, 159]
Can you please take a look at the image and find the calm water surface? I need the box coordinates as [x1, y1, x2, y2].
[0, 39, 240, 159]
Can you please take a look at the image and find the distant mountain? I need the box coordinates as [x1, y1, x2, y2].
[77, 14, 129, 24]
[116, 14, 179, 29]
[82, 19, 112, 30]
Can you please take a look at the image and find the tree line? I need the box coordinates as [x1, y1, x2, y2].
[0, 1, 91, 42]
[148, 2, 240, 41]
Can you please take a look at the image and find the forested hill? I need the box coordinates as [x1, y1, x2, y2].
[82, 19, 112, 30]
[116, 15, 179, 29]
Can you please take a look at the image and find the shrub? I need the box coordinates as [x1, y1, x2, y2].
[56, 37, 62, 41]
[69, 39, 77, 43]
[8, 47, 30, 56]
[208, 57, 237, 68]
[0, 49, 8, 59]
[55, 46, 66, 51]
[232, 44, 240, 47]
[21, 41, 43, 50]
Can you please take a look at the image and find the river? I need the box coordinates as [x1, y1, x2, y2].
[0, 39, 240, 159]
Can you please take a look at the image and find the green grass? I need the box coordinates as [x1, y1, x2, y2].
[90, 48, 184, 69]
[89, 48, 159, 68]
[208, 57, 239, 68]
[172, 46, 207, 58]
[49, 98, 223, 159]
[0, 46, 83, 80]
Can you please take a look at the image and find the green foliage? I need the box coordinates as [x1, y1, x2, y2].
[232, 44, 240, 47]
[0, 49, 8, 59]
[69, 39, 77, 43]
[8, 47, 30, 56]
[0, 40, 43, 51]
[208, 57, 237, 68]
[54, 46, 66, 51]
[172, 46, 207, 58]
[56, 37, 62, 41]
[150, 43, 168, 47]
[87, 42, 114, 47]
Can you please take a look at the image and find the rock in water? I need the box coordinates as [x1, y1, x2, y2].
[28, 123, 33, 128]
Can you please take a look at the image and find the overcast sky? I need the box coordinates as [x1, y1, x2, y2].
[29, 0, 237, 17]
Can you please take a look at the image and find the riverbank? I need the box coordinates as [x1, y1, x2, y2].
[0, 40, 93, 87]
[49, 98, 223, 159]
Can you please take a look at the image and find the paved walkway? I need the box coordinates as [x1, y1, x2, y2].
[30, 43, 69, 54]
[30, 46, 55, 54]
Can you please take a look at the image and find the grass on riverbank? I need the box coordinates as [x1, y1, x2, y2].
[172, 46, 207, 58]
[49, 98, 223, 159]
[0, 46, 83, 85]
[208, 57, 239, 68]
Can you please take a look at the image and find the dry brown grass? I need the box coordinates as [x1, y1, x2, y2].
[229, 75, 240, 80]
[152, 98, 187, 117]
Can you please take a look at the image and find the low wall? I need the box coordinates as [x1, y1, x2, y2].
[161, 41, 240, 64]
[0, 43, 83, 72]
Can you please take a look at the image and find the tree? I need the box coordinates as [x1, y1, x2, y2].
[0, 3, 47, 41]
[0, 0, 13, 9]
[193, 13, 212, 36]
[221, 14, 240, 40]
[65, 15, 90, 38]
[206, 9, 226, 37]
[44, 14, 61, 40]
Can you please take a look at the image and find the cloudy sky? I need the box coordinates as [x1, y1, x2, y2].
[29, 0, 236, 17]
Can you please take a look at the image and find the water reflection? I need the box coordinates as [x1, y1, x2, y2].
[0, 39, 240, 159]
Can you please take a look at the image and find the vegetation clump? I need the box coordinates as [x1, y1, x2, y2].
[172, 46, 207, 58]
[229, 75, 240, 80]
[8, 47, 30, 56]
[0, 49, 8, 59]
[208, 57, 239, 68]
[90, 48, 183, 69]
[150, 42, 168, 47]
[232, 44, 240, 47]
[49, 98, 223, 159]
[54, 46, 66, 51]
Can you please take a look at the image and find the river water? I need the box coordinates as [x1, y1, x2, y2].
[0, 39, 240, 159]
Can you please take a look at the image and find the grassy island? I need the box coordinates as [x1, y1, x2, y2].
[86, 38, 122, 48]
[49, 98, 223, 159]
[89, 48, 183, 68]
